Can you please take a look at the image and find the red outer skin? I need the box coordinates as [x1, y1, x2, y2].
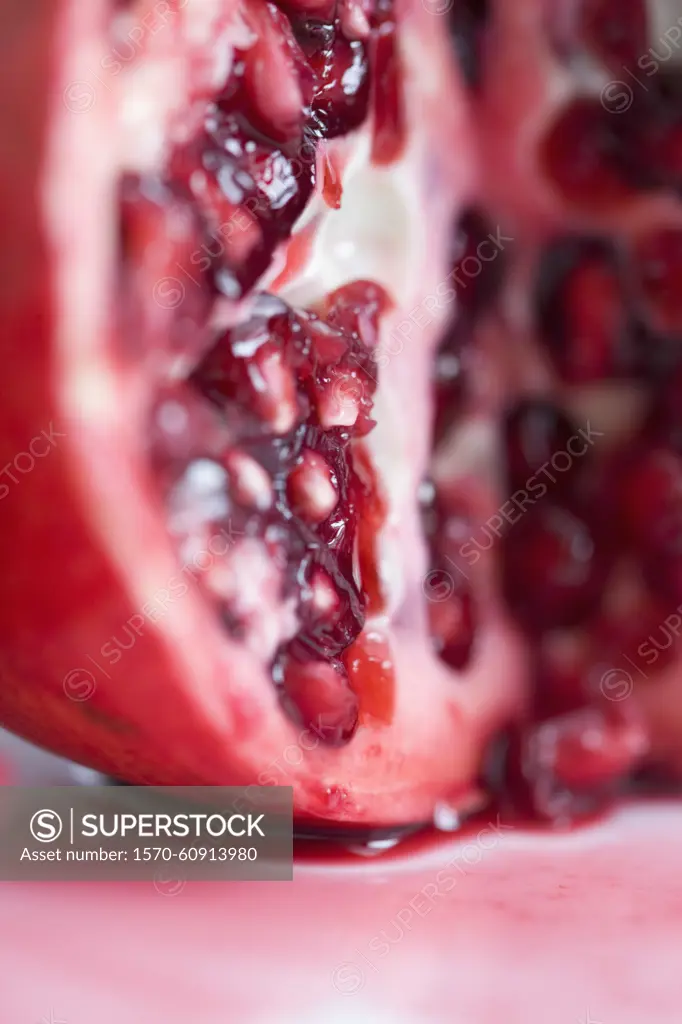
[0, 0, 524, 826]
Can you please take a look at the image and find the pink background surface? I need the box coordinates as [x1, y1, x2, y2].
[3, 0, 679, 1017]
[1, 733, 681, 1023]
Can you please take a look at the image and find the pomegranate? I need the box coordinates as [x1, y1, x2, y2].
[2, 0, 682, 833]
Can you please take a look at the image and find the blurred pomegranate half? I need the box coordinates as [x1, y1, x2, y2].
[0, 0, 681, 830]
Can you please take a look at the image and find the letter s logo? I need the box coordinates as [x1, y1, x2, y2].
[30, 809, 63, 842]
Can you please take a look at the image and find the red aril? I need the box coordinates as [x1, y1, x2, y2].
[500, 503, 612, 634]
[535, 237, 634, 383]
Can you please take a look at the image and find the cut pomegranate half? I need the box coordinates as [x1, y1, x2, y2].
[0, 0, 527, 830]
[2, 0, 682, 835]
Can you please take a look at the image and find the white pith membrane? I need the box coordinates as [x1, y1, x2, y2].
[22, 0, 682, 828]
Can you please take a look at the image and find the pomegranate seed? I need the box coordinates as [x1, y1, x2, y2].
[535, 237, 634, 383]
[579, 0, 648, 73]
[295, 552, 365, 658]
[501, 503, 612, 633]
[242, 3, 316, 141]
[614, 445, 682, 550]
[119, 174, 218, 349]
[286, 448, 339, 522]
[645, 366, 682, 451]
[520, 705, 649, 822]
[149, 387, 232, 473]
[592, 602, 682, 683]
[223, 450, 274, 511]
[277, 652, 359, 745]
[541, 99, 632, 207]
[503, 398, 584, 495]
[633, 228, 682, 334]
[370, 15, 405, 165]
[304, 25, 371, 138]
[451, 207, 507, 326]
[532, 647, 589, 720]
[303, 566, 343, 619]
[343, 630, 396, 725]
[641, 520, 682, 606]
[427, 584, 476, 671]
[421, 487, 478, 669]
[174, 68, 318, 298]
[353, 444, 388, 615]
[448, 0, 490, 89]
[432, 326, 468, 444]
[624, 73, 682, 194]
[324, 280, 389, 349]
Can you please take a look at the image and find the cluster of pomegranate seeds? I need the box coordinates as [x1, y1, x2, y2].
[150, 281, 389, 744]
[293, 17, 371, 139]
[153, 6, 383, 304]
[425, 0, 682, 825]
[114, 0, 404, 753]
